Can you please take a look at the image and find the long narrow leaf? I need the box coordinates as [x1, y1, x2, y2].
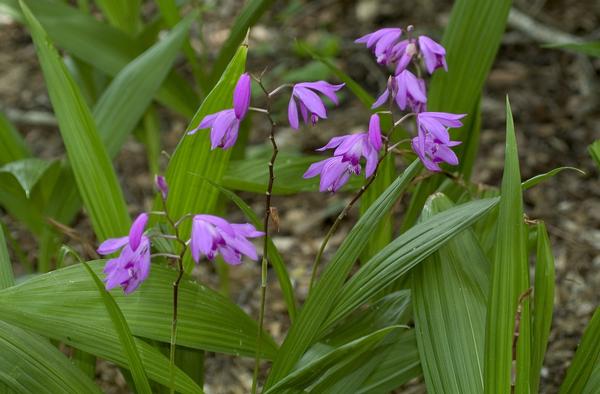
[530, 221, 555, 393]
[0, 111, 30, 165]
[264, 160, 421, 387]
[559, 308, 600, 393]
[0, 320, 101, 393]
[0, 225, 14, 290]
[21, 0, 130, 240]
[484, 97, 531, 393]
[82, 262, 152, 394]
[411, 193, 489, 393]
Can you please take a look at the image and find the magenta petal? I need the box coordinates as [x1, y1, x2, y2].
[233, 73, 251, 119]
[288, 97, 299, 129]
[316, 135, 349, 152]
[371, 88, 389, 109]
[293, 87, 327, 118]
[296, 81, 345, 104]
[303, 159, 327, 179]
[97, 236, 129, 255]
[210, 110, 237, 149]
[128, 213, 148, 252]
[231, 223, 264, 238]
[194, 214, 235, 237]
[368, 114, 382, 151]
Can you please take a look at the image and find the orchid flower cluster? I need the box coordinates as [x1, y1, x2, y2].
[97, 176, 264, 294]
[97, 25, 466, 295]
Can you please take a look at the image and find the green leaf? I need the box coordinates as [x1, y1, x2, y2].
[223, 153, 362, 195]
[209, 0, 274, 86]
[530, 222, 555, 393]
[264, 161, 421, 387]
[0, 225, 14, 290]
[484, 97, 531, 394]
[3, 0, 197, 117]
[21, 0, 130, 240]
[559, 308, 600, 393]
[264, 326, 401, 394]
[95, 0, 140, 35]
[0, 158, 57, 198]
[0, 320, 101, 393]
[94, 13, 195, 157]
[82, 262, 152, 394]
[582, 361, 600, 394]
[0, 111, 30, 165]
[545, 41, 600, 57]
[208, 181, 297, 322]
[0, 260, 277, 359]
[164, 44, 247, 271]
[326, 197, 498, 329]
[522, 167, 585, 190]
[589, 140, 600, 169]
[411, 193, 489, 393]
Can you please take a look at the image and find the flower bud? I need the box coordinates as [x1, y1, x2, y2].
[155, 175, 168, 200]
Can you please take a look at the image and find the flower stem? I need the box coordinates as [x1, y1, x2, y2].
[251, 80, 278, 394]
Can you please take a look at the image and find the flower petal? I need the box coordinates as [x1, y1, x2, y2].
[368, 114, 382, 150]
[293, 87, 327, 118]
[288, 96, 299, 129]
[128, 213, 148, 252]
[233, 73, 251, 119]
[97, 236, 129, 255]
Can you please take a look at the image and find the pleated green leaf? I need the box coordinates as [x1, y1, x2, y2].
[264, 160, 421, 387]
[356, 330, 421, 394]
[582, 362, 600, 394]
[264, 326, 400, 394]
[0, 112, 30, 165]
[0, 261, 277, 359]
[21, 0, 130, 240]
[0, 320, 101, 394]
[0, 226, 14, 290]
[326, 197, 498, 329]
[484, 97, 531, 394]
[208, 182, 297, 322]
[82, 262, 152, 394]
[531, 222, 555, 393]
[209, 0, 274, 86]
[559, 308, 600, 393]
[2, 0, 197, 117]
[411, 193, 489, 393]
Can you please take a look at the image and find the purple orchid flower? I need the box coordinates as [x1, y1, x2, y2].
[411, 132, 461, 172]
[391, 39, 418, 74]
[303, 155, 361, 193]
[372, 70, 427, 113]
[97, 213, 150, 295]
[355, 28, 403, 65]
[304, 114, 382, 192]
[288, 81, 345, 129]
[190, 215, 264, 265]
[417, 112, 465, 144]
[188, 73, 252, 150]
[418, 36, 447, 74]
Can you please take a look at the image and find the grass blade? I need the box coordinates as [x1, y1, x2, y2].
[559, 308, 600, 393]
[264, 161, 421, 387]
[522, 167, 585, 190]
[82, 261, 152, 394]
[484, 97, 531, 393]
[530, 221, 555, 393]
[0, 320, 101, 393]
[589, 139, 600, 168]
[21, 0, 130, 240]
[95, 0, 140, 35]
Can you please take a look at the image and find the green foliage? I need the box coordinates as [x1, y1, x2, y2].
[589, 140, 600, 168]
[0, 112, 30, 165]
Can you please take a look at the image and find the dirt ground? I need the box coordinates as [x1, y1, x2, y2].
[1, 1, 599, 393]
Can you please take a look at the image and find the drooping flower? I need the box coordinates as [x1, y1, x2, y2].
[417, 112, 465, 144]
[97, 213, 150, 294]
[418, 36, 447, 74]
[190, 215, 264, 265]
[188, 73, 252, 149]
[303, 155, 361, 193]
[355, 28, 403, 65]
[411, 132, 461, 172]
[288, 81, 345, 129]
[155, 175, 168, 200]
[392, 39, 418, 74]
[372, 70, 427, 112]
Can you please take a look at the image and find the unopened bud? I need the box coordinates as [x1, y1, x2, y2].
[155, 175, 168, 200]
